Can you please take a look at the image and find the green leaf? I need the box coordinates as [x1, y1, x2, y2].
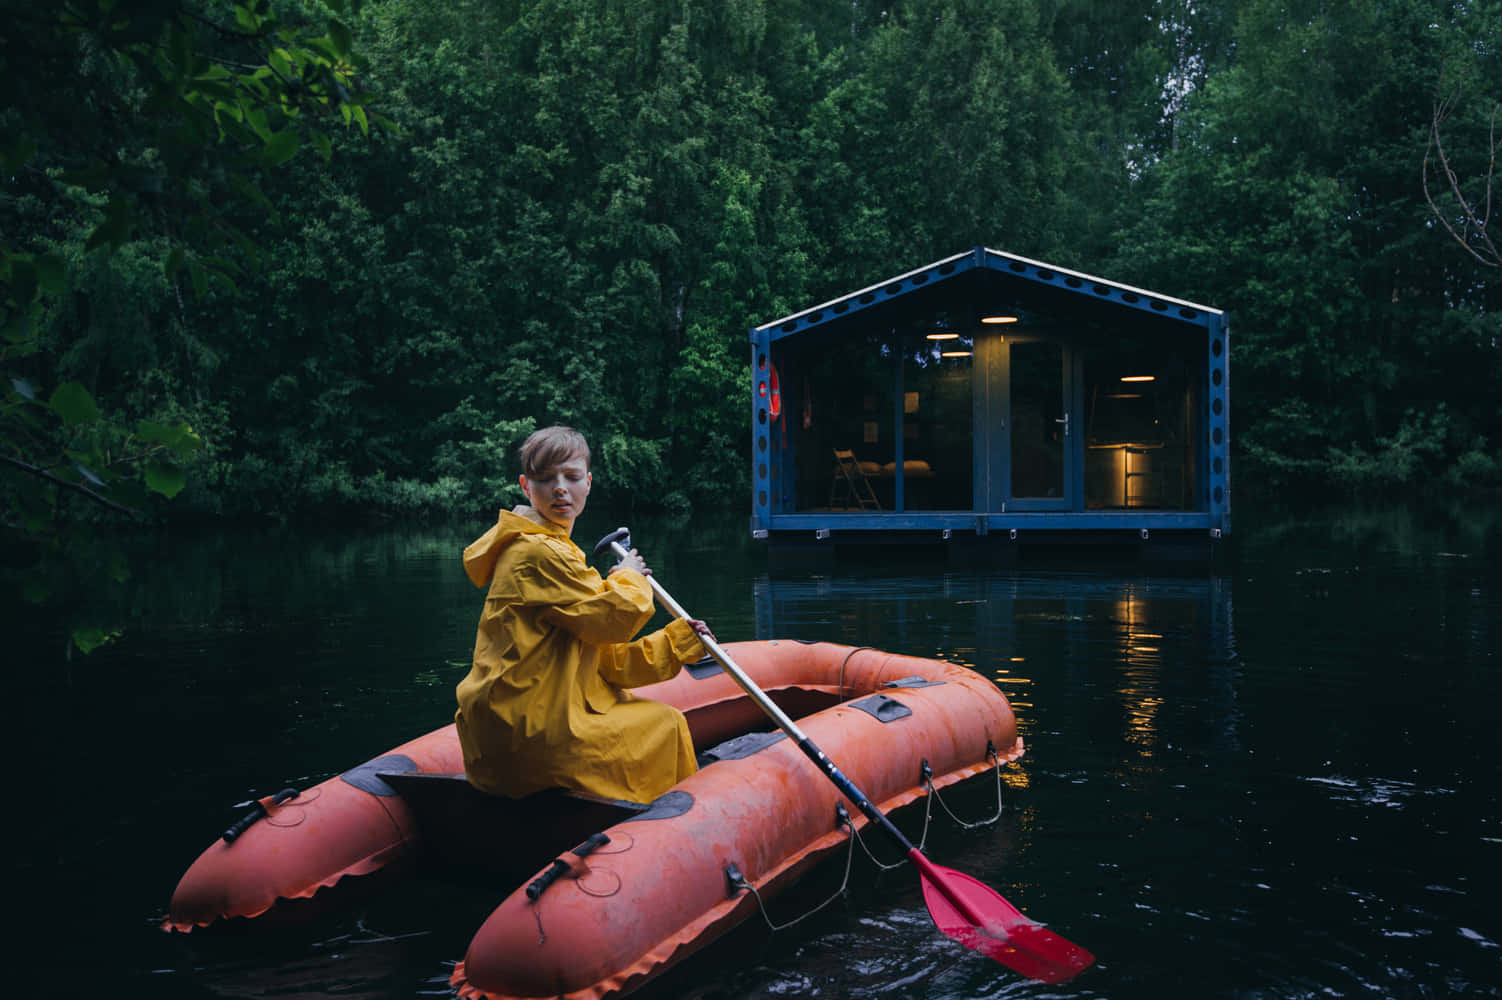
[49, 382, 100, 426]
[213, 99, 245, 124]
[164, 246, 185, 278]
[145, 459, 187, 498]
[143, 423, 195, 462]
[262, 129, 299, 166]
[329, 19, 352, 57]
[234, 2, 259, 32]
[193, 80, 239, 103]
[138, 419, 192, 448]
[72, 626, 123, 655]
[137, 420, 171, 443]
[11, 376, 35, 400]
[305, 39, 339, 64]
[218, 116, 258, 148]
[246, 106, 272, 142]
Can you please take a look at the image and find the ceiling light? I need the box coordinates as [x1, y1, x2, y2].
[981, 315, 1019, 324]
[1121, 375, 1155, 382]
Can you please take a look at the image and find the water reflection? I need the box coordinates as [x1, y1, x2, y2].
[752, 570, 1239, 765]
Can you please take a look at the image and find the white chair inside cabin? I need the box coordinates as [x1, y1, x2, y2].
[829, 448, 882, 510]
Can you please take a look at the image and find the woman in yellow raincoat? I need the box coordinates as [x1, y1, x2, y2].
[454, 426, 709, 804]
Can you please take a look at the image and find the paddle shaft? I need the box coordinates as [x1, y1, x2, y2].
[602, 535, 921, 857]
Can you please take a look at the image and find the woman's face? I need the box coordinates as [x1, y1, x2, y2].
[520, 455, 591, 531]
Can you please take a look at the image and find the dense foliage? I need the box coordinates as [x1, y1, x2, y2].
[2, 0, 385, 649]
[4, 0, 1500, 646]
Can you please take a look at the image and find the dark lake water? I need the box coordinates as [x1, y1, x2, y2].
[9, 500, 1501, 999]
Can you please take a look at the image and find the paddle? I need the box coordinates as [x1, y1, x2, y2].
[593, 528, 1095, 984]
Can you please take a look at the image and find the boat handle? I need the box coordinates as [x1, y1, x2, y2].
[526, 832, 611, 901]
[221, 787, 299, 844]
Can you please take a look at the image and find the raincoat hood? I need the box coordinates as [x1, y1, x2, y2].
[463, 506, 566, 588]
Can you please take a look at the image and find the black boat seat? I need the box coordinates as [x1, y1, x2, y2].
[374, 771, 648, 884]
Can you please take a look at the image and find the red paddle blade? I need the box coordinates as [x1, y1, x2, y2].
[918, 860, 1095, 984]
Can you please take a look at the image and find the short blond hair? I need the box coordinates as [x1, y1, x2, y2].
[519, 425, 590, 477]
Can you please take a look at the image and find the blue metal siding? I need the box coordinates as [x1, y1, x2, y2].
[1206, 313, 1230, 536]
[751, 333, 773, 529]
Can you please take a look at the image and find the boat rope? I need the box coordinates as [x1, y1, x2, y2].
[727, 806, 861, 932]
[726, 747, 1007, 935]
[841, 745, 1009, 868]
[847, 820, 909, 871]
[837, 646, 876, 700]
[920, 743, 1006, 831]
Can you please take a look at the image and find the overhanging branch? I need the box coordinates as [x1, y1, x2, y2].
[1423, 72, 1500, 269]
[0, 454, 141, 517]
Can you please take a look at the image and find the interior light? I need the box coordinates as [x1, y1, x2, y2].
[941, 351, 973, 358]
[926, 332, 960, 340]
[1121, 375, 1156, 382]
[981, 315, 1019, 324]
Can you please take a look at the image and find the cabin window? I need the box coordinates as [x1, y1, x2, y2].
[768, 314, 1205, 517]
[901, 332, 973, 510]
[1082, 351, 1196, 510]
[777, 332, 899, 512]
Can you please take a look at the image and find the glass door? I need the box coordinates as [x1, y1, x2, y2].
[1006, 339, 1073, 510]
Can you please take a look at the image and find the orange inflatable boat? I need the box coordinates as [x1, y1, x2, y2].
[165, 641, 1022, 999]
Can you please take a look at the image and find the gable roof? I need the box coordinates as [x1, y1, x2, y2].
[753, 246, 1224, 343]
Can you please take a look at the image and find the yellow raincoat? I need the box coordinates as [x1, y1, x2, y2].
[454, 507, 704, 803]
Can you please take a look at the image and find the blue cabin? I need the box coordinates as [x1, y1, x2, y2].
[748, 247, 1230, 561]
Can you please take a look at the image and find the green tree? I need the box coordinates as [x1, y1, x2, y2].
[796, 0, 1080, 280]
[1114, 0, 1501, 491]
[1, 0, 383, 652]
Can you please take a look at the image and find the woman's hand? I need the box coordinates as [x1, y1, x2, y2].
[686, 619, 716, 643]
[610, 547, 650, 576]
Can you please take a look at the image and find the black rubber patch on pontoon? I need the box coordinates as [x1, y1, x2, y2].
[685, 655, 723, 679]
[700, 730, 789, 764]
[341, 753, 417, 796]
[847, 693, 913, 723]
[882, 675, 944, 689]
[625, 789, 694, 822]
